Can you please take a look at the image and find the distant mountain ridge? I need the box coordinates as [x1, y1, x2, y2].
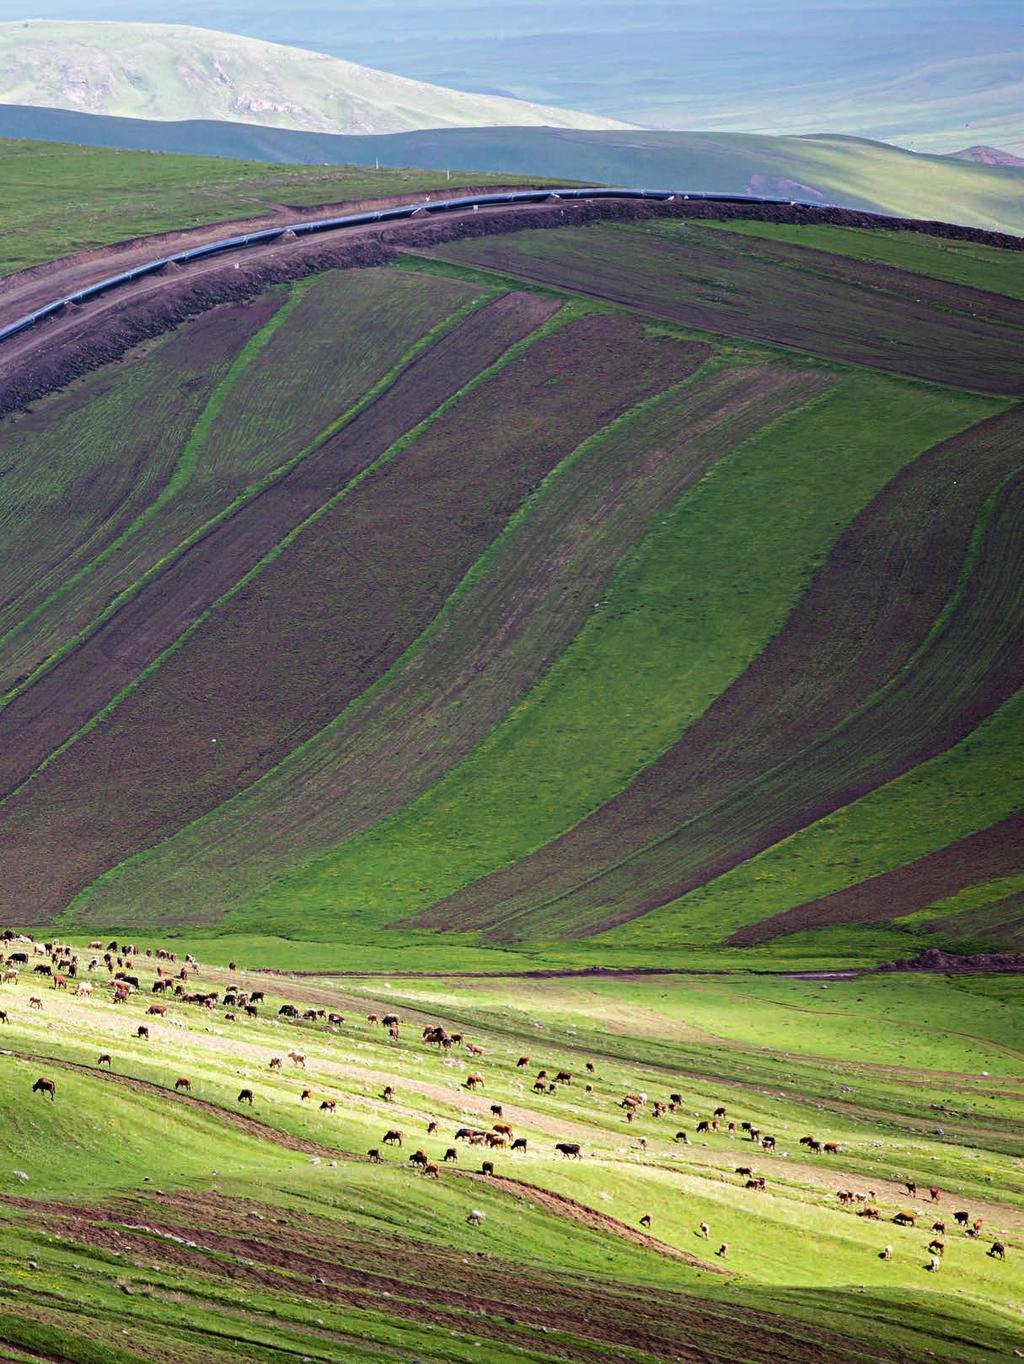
[947, 144, 1024, 167]
[2, 105, 1022, 236]
[0, 20, 630, 135]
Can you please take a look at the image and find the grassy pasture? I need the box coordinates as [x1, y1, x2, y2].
[0, 948, 1020, 1361]
[0, 136, 541, 278]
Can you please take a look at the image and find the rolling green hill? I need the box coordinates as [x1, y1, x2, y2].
[2, 112, 1023, 236]
[0, 21, 630, 135]
[0, 137, 548, 278]
[0, 196, 1020, 971]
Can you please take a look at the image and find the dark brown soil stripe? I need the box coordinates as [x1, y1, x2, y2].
[0, 292, 550, 810]
[425, 407, 1024, 938]
[0, 272, 474, 695]
[730, 812, 1024, 944]
[73, 359, 832, 931]
[18, 1194, 877, 1364]
[431, 224, 1024, 393]
[0, 298, 280, 682]
[0, 309, 699, 921]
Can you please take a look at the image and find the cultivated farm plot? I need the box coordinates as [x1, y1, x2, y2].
[425, 221, 1024, 393]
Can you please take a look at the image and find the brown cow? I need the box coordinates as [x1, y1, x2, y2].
[383, 1129, 403, 1146]
[516, 1056, 530, 1068]
[928, 1186, 941, 1202]
[822, 1142, 839, 1154]
[32, 1077, 56, 1100]
[466, 1042, 485, 1057]
[409, 1150, 429, 1168]
[493, 1123, 514, 1138]
[427, 1120, 439, 1135]
[269, 1057, 283, 1070]
[320, 1099, 337, 1113]
[859, 1207, 881, 1220]
[53, 973, 67, 990]
[486, 1133, 507, 1148]
[382, 1085, 395, 1102]
[893, 1211, 916, 1227]
[555, 1070, 572, 1085]
[147, 1004, 166, 1016]
[464, 1072, 484, 1090]
[175, 1077, 192, 1091]
[301, 1089, 313, 1101]
[29, 996, 43, 1009]
[287, 1051, 305, 1068]
[928, 1239, 944, 1256]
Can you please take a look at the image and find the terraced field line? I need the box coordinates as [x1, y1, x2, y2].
[0, 285, 499, 714]
[0, 301, 577, 812]
[0, 283, 304, 662]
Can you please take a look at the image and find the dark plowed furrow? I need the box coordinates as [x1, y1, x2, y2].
[730, 811, 1024, 943]
[0, 293, 552, 806]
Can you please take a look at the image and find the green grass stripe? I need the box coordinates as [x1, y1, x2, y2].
[0, 282, 497, 714]
[216, 372, 999, 937]
[9, 297, 574, 818]
[0, 281, 305, 666]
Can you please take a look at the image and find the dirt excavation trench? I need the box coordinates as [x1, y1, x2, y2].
[0, 191, 1019, 420]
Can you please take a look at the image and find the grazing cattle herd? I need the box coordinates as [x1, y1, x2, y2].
[0, 928, 1013, 1277]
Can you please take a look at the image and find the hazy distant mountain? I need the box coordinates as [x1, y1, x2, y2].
[3, 106, 1022, 236]
[946, 144, 1024, 167]
[0, 20, 631, 134]
[6, 2, 1022, 153]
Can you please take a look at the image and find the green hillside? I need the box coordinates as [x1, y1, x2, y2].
[0, 21, 630, 136]
[2, 113, 1023, 236]
[0, 137, 548, 278]
[0, 200, 1020, 970]
[0, 948, 1020, 1362]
